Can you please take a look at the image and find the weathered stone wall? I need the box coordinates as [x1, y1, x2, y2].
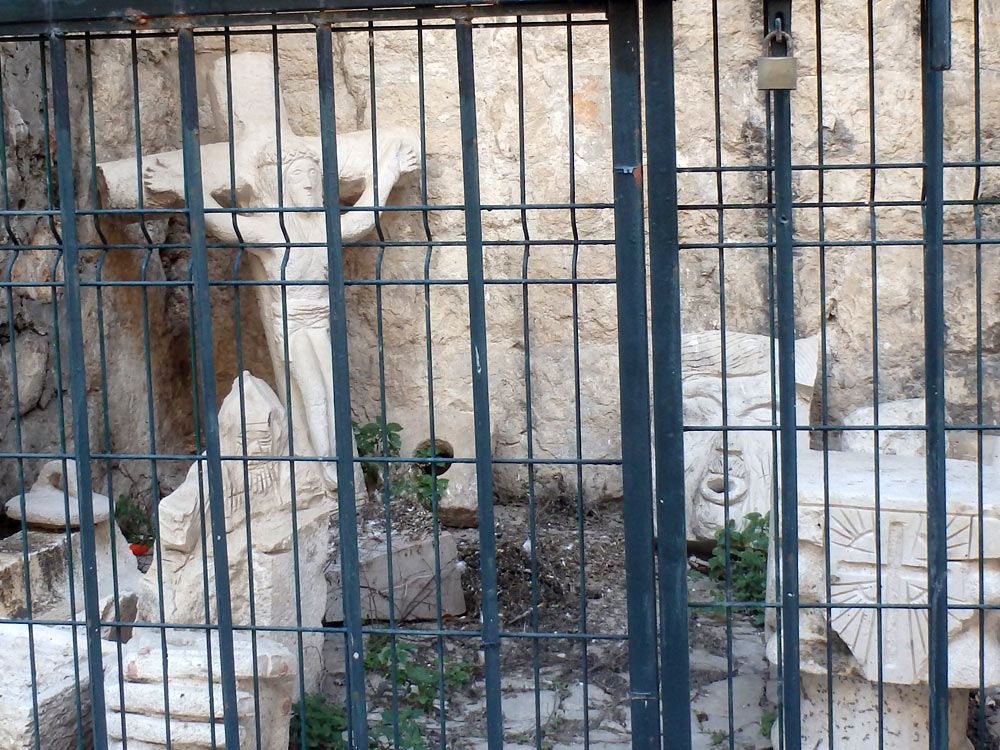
[0, 1, 997, 515]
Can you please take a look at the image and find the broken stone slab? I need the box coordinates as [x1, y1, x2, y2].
[689, 673, 773, 750]
[4, 459, 112, 528]
[558, 682, 612, 716]
[107, 713, 243, 749]
[325, 531, 465, 622]
[0, 530, 77, 618]
[0, 524, 141, 626]
[501, 688, 559, 735]
[108, 741, 175, 750]
[115, 629, 291, 684]
[105, 673, 255, 720]
[0, 622, 92, 750]
[794, 449, 1000, 688]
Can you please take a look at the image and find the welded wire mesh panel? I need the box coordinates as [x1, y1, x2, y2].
[647, 1, 1000, 749]
[1, 1, 995, 750]
[0, 3, 661, 750]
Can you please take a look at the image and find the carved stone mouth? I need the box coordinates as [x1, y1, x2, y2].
[700, 473, 747, 504]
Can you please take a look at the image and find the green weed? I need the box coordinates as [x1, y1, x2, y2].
[708, 511, 769, 625]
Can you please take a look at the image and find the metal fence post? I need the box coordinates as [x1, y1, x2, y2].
[176, 27, 242, 750]
[922, 0, 951, 745]
[642, 0, 692, 746]
[49, 32, 109, 750]
[316, 24, 370, 750]
[608, 1, 660, 748]
[760, 1, 802, 745]
[455, 17, 504, 750]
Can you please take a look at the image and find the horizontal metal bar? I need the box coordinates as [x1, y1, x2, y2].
[0, 14, 608, 41]
[0, 617, 632, 640]
[63, 278, 620, 289]
[0, 0, 606, 30]
[0, 451, 626, 465]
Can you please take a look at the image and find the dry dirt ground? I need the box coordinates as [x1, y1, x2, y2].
[351, 488, 775, 750]
[354, 488, 1000, 750]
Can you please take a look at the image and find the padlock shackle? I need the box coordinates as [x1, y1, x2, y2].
[762, 28, 793, 56]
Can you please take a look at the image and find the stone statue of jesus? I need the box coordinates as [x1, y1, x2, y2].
[144, 133, 419, 485]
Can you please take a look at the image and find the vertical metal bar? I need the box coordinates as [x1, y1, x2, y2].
[514, 17, 544, 750]
[316, 25, 369, 750]
[41, 33, 88, 745]
[707, 5, 738, 743]
[763, 1, 801, 744]
[565, 16, 592, 749]
[221, 28, 265, 750]
[972, 3, 986, 748]
[642, 0, 691, 747]
[0, 40, 43, 750]
[864, 4, 888, 745]
[811, 4, 836, 747]
[928, 0, 951, 70]
[48, 33, 109, 750]
[608, 1, 659, 748]
[455, 17, 503, 750]
[921, 0, 949, 745]
[266, 33, 312, 716]
[176, 27, 242, 750]
[414, 19, 451, 750]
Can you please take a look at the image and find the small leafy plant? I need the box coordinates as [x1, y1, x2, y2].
[368, 708, 425, 750]
[760, 709, 777, 737]
[351, 419, 449, 508]
[352, 418, 403, 490]
[365, 638, 472, 714]
[289, 694, 348, 750]
[708, 511, 769, 625]
[114, 495, 156, 547]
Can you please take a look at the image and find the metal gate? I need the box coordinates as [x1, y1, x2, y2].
[0, 0, 986, 749]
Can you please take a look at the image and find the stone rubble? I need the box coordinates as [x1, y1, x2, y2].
[325, 531, 466, 623]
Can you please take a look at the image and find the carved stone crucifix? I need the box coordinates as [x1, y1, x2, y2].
[97, 53, 420, 486]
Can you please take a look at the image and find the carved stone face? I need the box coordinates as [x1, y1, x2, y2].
[683, 367, 777, 541]
[218, 373, 288, 459]
[680, 332, 816, 542]
[284, 156, 322, 208]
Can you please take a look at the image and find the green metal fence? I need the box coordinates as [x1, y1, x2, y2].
[0, 0, 985, 749]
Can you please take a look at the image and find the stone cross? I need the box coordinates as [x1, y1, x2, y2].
[794, 447, 1000, 689]
[767, 446, 1000, 749]
[97, 52, 420, 484]
[826, 506, 977, 684]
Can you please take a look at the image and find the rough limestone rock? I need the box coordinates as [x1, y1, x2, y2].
[0, 623, 92, 750]
[1, 331, 49, 416]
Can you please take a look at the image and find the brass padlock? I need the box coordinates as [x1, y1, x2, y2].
[757, 30, 797, 91]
